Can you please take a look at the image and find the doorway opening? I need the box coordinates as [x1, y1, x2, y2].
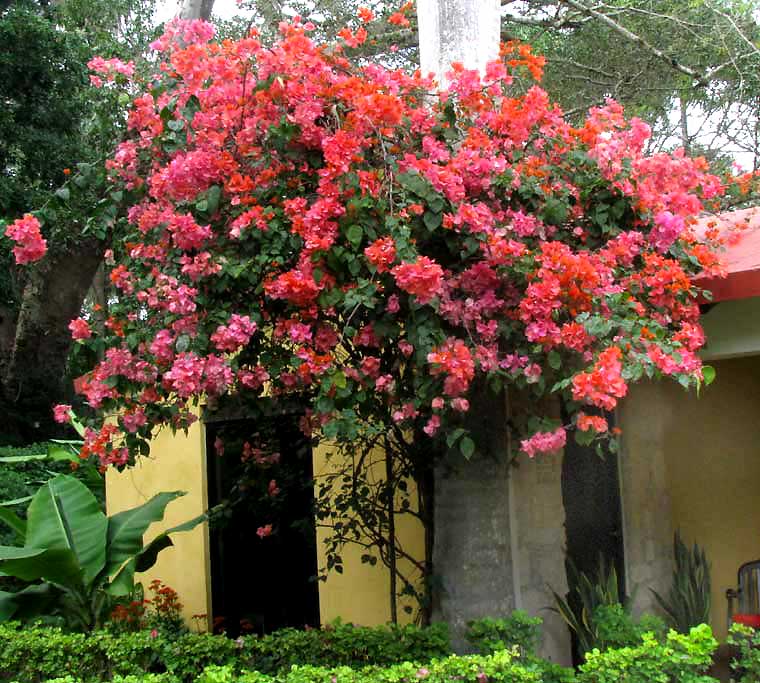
[205, 413, 320, 636]
[560, 411, 625, 664]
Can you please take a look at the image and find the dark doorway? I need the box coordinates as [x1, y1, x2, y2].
[561, 411, 625, 662]
[205, 414, 320, 636]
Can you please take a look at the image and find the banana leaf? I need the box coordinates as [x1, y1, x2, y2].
[25, 475, 108, 586]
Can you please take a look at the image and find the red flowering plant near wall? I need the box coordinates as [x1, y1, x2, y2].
[8, 14, 731, 466]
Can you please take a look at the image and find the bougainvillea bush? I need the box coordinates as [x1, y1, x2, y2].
[7, 11, 730, 470]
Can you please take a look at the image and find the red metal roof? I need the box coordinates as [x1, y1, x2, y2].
[695, 206, 760, 303]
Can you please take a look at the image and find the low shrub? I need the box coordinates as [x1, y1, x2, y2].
[727, 623, 760, 681]
[28, 650, 552, 683]
[0, 620, 450, 683]
[465, 612, 543, 655]
[0, 618, 718, 683]
[577, 623, 717, 683]
[591, 604, 667, 652]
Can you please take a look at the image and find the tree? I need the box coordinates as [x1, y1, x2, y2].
[0, 0, 156, 443]
[500, 0, 760, 171]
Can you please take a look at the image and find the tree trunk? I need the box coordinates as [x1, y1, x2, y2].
[0, 238, 105, 442]
[416, 0, 501, 88]
[180, 0, 215, 21]
[432, 384, 514, 649]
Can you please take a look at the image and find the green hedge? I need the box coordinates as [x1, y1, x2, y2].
[0, 621, 720, 683]
[16, 650, 549, 683]
[0, 621, 450, 683]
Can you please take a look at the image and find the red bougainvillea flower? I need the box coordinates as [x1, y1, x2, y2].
[32, 15, 737, 468]
[5, 214, 46, 264]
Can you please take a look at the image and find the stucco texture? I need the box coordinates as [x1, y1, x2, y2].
[622, 355, 760, 640]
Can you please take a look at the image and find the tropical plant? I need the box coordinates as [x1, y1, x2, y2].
[652, 531, 711, 633]
[551, 555, 629, 655]
[0, 474, 202, 630]
[9, 9, 754, 619]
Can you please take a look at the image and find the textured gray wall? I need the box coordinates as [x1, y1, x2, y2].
[433, 452, 516, 650]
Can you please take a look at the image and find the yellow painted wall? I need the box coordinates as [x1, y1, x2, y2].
[624, 356, 760, 640]
[662, 355, 760, 640]
[312, 441, 426, 626]
[106, 418, 212, 631]
[106, 418, 425, 629]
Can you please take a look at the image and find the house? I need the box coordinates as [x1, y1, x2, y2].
[106, 206, 760, 664]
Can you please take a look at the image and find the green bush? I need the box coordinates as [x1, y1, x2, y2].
[0, 620, 451, 683]
[465, 612, 543, 655]
[727, 623, 760, 681]
[591, 604, 667, 652]
[165, 650, 547, 683]
[577, 623, 717, 683]
[1, 618, 719, 683]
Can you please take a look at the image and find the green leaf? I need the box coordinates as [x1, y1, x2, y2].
[108, 512, 205, 596]
[0, 507, 26, 542]
[0, 546, 81, 587]
[701, 365, 716, 386]
[542, 197, 567, 225]
[0, 454, 47, 463]
[206, 185, 221, 215]
[104, 491, 185, 579]
[446, 428, 465, 448]
[347, 224, 363, 246]
[548, 350, 562, 370]
[460, 436, 475, 460]
[0, 583, 60, 622]
[25, 475, 107, 587]
[55, 187, 70, 201]
[423, 211, 442, 231]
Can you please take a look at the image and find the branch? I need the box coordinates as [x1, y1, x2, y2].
[557, 0, 708, 85]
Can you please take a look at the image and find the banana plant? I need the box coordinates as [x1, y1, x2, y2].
[0, 474, 203, 630]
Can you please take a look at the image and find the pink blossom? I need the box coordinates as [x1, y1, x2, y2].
[211, 314, 257, 353]
[53, 404, 72, 424]
[5, 214, 46, 264]
[392, 256, 444, 304]
[423, 415, 441, 436]
[69, 318, 92, 340]
[520, 427, 566, 457]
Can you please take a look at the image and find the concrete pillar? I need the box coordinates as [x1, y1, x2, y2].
[432, 389, 515, 650]
[618, 382, 676, 616]
[511, 452, 572, 665]
[416, 0, 502, 86]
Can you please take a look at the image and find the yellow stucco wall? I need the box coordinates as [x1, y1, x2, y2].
[106, 418, 212, 631]
[312, 441, 425, 625]
[662, 355, 760, 640]
[624, 356, 760, 640]
[106, 419, 425, 629]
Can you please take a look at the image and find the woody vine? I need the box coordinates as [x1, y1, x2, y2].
[6, 7, 752, 620]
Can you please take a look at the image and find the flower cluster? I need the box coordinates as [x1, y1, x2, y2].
[5, 214, 46, 264]
[45, 16, 729, 466]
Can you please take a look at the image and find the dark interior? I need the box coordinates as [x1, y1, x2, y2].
[205, 414, 320, 636]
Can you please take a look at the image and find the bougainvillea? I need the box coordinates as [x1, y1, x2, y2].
[9, 14, 738, 466]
